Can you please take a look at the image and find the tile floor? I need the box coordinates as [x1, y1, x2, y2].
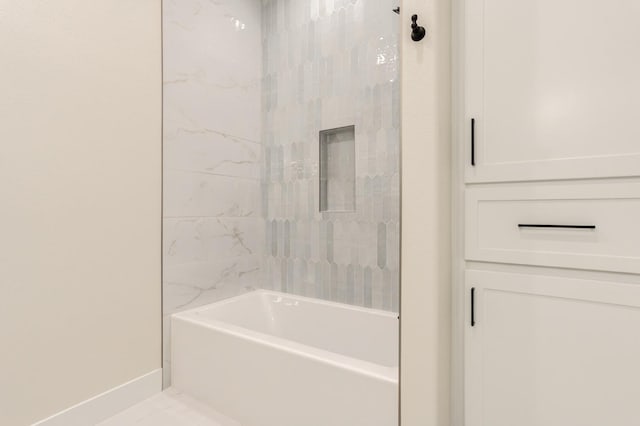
[98, 388, 240, 426]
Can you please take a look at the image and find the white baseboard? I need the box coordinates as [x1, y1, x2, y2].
[33, 368, 162, 426]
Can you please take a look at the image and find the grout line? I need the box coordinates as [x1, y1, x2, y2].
[165, 168, 262, 181]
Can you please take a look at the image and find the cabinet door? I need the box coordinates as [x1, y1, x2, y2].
[465, 270, 640, 426]
[465, 0, 640, 183]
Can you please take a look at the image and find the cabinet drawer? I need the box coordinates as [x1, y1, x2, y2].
[465, 182, 640, 273]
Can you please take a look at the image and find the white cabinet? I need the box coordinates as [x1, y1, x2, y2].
[465, 0, 640, 183]
[465, 270, 640, 426]
[461, 1, 640, 424]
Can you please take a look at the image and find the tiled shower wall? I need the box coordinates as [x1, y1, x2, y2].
[163, 0, 400, 385]
[261, 0, 400, 311]
[162, 0, 263, 385]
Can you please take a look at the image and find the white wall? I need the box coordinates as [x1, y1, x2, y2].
[0, 1, 162, 424]
[400, 0, 451, 424]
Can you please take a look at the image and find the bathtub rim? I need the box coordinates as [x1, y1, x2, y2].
[176, 288, 399, 319]
[171, 289, 399, 384]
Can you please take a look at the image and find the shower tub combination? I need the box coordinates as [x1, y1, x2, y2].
[171, 290, 399, 426]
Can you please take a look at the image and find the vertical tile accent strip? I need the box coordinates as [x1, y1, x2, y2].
[261, 0, 399, 312]
[377, 222, 387, 269]
[363, 267, 373, 308]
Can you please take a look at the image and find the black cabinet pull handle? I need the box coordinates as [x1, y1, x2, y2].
[518, 224, 596, 230]
[471, 118, 475, 166]
[470, 287, 476, 327]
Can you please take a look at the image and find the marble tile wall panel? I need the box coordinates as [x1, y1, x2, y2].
[162, 0, 263, 387]
[261, 0, 400, 312]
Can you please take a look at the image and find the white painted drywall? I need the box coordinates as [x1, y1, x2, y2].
[400, 0, 452, 424]
[0, 1, 162, 424]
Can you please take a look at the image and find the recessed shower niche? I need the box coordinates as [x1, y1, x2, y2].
[320, 126, 356, 213]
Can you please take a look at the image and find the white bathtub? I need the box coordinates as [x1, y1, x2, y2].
[171, 290, 399, 426]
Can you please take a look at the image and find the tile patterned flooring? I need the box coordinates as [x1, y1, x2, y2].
[98, 388, 240, 426]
